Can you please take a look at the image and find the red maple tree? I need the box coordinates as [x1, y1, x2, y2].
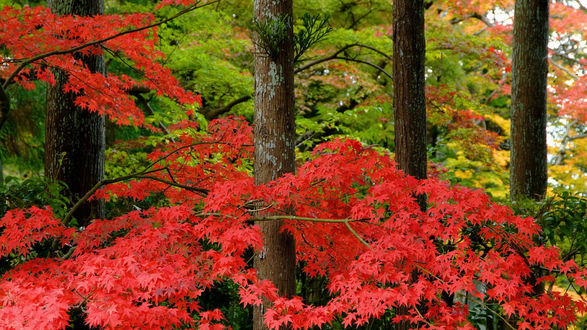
[0, 1, 585, 329]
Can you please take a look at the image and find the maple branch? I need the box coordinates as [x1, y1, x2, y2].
[63, 168, 166, 225]
[243, 202, 275, 213]
[295, 43, 392, 75]
[252, 215, 369, 223]
[344, 220, 371, 248]
[253, 214, 374, 248]
[63, 164, 210, 224]
[413, 307, 435, 328]
[568, 133, 587, 141]
[133, 93, 174, 140]
[335, 57, 393, 80]
[450, 12, 493, 27]
[200, 95, 252, 120]
[551, 119, 579, 166]
[62, 139, 243, 224]
[144, 141, 225, 170]
[576, 0, 587, 11]
[550, 59, 579, 80]
[134, 175, 208, 195]
[2, 0, 219, 90]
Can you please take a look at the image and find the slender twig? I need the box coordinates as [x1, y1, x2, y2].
[62, 138, 247, 225]
[335, 56, 393, 80]
[59, 245, 76, 259]
[253, 215, 369, 223]
[243, 202, 275, 213]
[295, 43, 392, 74]
[63, 168, 167, 224]
[134, 175, 208, 195]
[344, 220, 371, 248]
[134, 93, 174, 139]
[200, 95, 252, 120]
[550, 59, 579, 80]
[414, 306, 435, 327]
[144, 141, 223, 169]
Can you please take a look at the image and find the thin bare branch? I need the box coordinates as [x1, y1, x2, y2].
[295, 43, 392, 74]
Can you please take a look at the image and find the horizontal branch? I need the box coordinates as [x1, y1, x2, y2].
[62, 142, 220, 224]
[134, 175, 209, 195]
[335, 56, 393, 80]
[344, 220, 371, 248]
[295, 43, 392, 74]
[200, 95, 252, 120]
[550, 59, 579, 80]
[252, 215, 370, 223]
[568, 133, 587, 141]
[63, 168, 164, 225]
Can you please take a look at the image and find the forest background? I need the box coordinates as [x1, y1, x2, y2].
[0, 0, 586, 329]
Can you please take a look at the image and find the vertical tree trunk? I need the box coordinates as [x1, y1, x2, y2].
[45, 0, 105, 226]
[510, 0, 549, 201]
[252, 0, 296, 329]
[393, 0, 427, 183]
[393, 1, 427, 328]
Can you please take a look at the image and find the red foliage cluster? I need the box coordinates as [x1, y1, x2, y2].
[0, 119, 585, 329]
[0, 5, 198, 127]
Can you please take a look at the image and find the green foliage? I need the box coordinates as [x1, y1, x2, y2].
[253, 14, 291, 58]
[509, 190, 586, 295]
[294, 13, 332, 63]
[541, 191, 586, 268]
[0, 82, 46, 175]
[159, 8, 254, 118]
[0, 176, 70, 219]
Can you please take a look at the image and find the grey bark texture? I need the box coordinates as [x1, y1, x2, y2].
[252, 0, 297, 329]
[45, 0, 105, 226]
[510, 0, 549, 201]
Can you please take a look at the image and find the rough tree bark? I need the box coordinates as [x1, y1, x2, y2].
[45, 0, 105, 226]
[252, 0, 297, 329]
[393, 0, 427, 184]
[510, 0, 549, 201]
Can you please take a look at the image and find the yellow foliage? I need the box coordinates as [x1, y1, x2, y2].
[492, 149, 509, 167]
[454, 169, 474, 179]
[485, 113, 510, 138]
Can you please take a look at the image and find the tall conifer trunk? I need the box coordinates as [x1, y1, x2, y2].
[252, 0, 296, 328]
[510, 0, 549, 201]
[45, 0, 105, 226]
[393, 0, 427, 183]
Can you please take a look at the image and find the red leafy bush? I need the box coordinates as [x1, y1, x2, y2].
[0, 119, 585, 328]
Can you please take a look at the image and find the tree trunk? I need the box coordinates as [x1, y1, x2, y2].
[510, 0, 549, 201]
[252, 0, 296, 329]
[393, 1, 427, 328]
[45, 0, 105, 227]
[393, 0, 427, 183]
